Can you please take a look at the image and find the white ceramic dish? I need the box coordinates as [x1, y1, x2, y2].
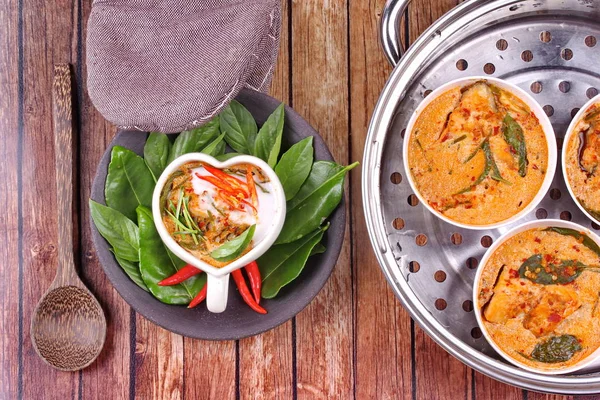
[473, 219, 600, 375]
[152, 153, 286, 313]
[562, 93, 600, 226]
[402, 76, 557, 230]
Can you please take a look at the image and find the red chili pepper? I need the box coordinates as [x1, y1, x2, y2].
[216, 189, 244, 211]
[188, 284, 207, 308]
[158, 265, 202, 286]
[196, 173, 246, 199]
[232, 269, 267, 314]
[244, 261, 262, 304]
[204, 164, 250, 197]
[246, 168, 258, 208]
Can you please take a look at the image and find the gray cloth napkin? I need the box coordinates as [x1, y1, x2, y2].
[87, 0, 280, 133]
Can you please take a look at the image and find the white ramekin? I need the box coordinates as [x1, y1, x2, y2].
[402, 76, 557, 230]
[473, 219, 600, 374]
[562, 93, 600, 225]
[152, 153, 286, 313]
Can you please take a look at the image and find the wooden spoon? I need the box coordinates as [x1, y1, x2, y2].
[30, 64, 107, 371]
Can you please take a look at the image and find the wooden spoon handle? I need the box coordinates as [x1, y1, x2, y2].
[52, 64, 78, 286]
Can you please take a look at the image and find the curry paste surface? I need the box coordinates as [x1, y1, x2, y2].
[477, 227, 600, 370]
[566, 103, 600, 221]
[407, 82, 548, 225]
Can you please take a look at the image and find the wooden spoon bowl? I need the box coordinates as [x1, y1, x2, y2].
[31, 286, 106, 371]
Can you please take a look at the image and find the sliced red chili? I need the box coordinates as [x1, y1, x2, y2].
[232, 269, 267, 314]
[158, 265, 201, 286]
[196, 173, 246, 199]
[204, 164, 250, 197]
[188, 284, 207, 308]
[244, 261, 262, 304]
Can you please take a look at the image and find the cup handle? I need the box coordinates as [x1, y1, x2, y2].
[206, 274, 230, 313]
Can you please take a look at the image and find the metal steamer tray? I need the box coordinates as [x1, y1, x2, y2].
[363, 0, 600, 394]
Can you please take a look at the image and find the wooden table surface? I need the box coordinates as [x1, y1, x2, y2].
[2, 0, 599, 398]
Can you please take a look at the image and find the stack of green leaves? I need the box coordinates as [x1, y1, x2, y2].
[91, 100, 357, 305]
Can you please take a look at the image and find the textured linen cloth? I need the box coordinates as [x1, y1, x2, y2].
[87, 0, 280, 133]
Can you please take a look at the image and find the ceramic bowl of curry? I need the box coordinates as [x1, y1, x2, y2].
[474, 219, 600, 374]
[563, 94, 600, 225]
[403, 77, 556, 229]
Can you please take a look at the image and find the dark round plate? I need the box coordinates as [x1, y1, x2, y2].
[90, 88, 346, 340]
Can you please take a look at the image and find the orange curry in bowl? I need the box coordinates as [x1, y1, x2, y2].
[565, 103, 600, 221]
[407, 81, 549, 225]
[477, 226, 600, 371]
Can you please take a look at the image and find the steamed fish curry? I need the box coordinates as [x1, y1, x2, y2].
[407, 81, 548, 225]
[565, 103, 600, 221]
[160, 162, 275, 268]
[477, 227, 600, 370]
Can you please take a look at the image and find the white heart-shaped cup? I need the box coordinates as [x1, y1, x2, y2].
[152, 153, 286, 313]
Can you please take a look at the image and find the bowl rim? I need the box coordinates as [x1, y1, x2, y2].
[151, 153, 286, 277]
[561, 93, 600, 226]
[473, 218, 600, 375]
[402, 76, 557, 230]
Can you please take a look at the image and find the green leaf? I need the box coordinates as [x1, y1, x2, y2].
[531, 335, 582, 363]
[544, 227, 600, 257]
[254, 103, 285, 167]
[275, 137, 314, 200]
[137, 206, 205, 305]
[276, 162, 358, 244]
[105, 146, 155, 221]
[215, 152, 242, 162]
[502, 114, 528, 177]
[144, 132, 171, 181]
[210, 225, 256, 262]
[89, 200, 139, 262]
[114, 254, 148, 292]
[518, 254, 592, 285]
[200, 133, 226, 156]
[287, 161, 344, 210]
[258, 225, 327, 298]
[168, 118, 220, 163]
[310, 243, 326, 256]
[219, 100, 257, 153]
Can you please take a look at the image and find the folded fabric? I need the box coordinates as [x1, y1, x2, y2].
[87, 0, 280, 133]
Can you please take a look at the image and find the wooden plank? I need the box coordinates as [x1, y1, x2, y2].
[415, 327, 473, 399]
[291, 1, 353, 399]
[20, 0, 80, 398]
[77, 0, 130, 397]
[0, 0, 22, 397]
[238, 1, 293, 399]
[135, 318, 183, 399]
[475, 371, 522, 400]
[348, 0, 413, 398]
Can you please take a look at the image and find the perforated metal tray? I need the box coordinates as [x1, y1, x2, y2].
[363, 0, 600, 393]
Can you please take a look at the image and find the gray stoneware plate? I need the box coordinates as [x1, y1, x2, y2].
[90, 89, 346, 340]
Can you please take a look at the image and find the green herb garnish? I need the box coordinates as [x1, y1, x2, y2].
[210, 225, 256, 262]
[502, 114, 528, 177]
[531, 335, 582, 363]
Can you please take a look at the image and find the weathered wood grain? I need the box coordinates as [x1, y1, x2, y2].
[20, 0, 81, 397]
[0, 0, 22, 396]
[135, 318, 184, 400]
[475, 371, 522, 400]
[77, 0, 131, 396]
[238, 1, 294, 399]
[183, 339, 236, 400]
[349, 0, 414, 397]
[291, 0, 354, 398]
